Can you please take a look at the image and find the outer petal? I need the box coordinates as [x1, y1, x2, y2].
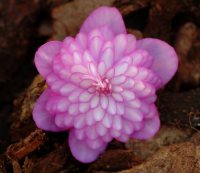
[32, 89, 64, 132]
[80, 6, 126, 36]
[35, 41, 62, 78]
[45, 92, 70, 113]
[136, 38, 178, 88]
[68, 130, 107, 163]
[131, 115, 160, 140]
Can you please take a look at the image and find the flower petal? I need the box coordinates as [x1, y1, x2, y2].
[96, 123, 108, 136]
[35, 41, 62, 77]
[86, 125, 98, 140]
[125, 34, 136, 54]
[100, 46, 114, 69]
[46, 94, 69, 113]
[89, 36, 103, 60]
[99, 26, 114, 41]
[75, 33, 87, 49]
[74, 115, 86, 128]
[131, 115, 160, 139]
[69, 130, 107, 163]
[123, 107, 143, 122]
[137, 38, 178, 88]
[85, 110, 96, 126]
[114, 62, 128, 76]
[93, 106, 105, 121]
[107, 96, 117, 115]
[79, 103, 90, 113]
[32, 89, 64, 132]
[87, 138, 105, 150]
[102, 113, 112, 128]
[55, 113, 73, 129]
[80, 6, 126, 36]
[122, 119, 134, 135]
[112, 115, 122, 131]
[113, 34, 127, 62]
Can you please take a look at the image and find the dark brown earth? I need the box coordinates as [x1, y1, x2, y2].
[1, 0, 200, 172]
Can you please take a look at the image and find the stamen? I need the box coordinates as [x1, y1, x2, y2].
[93, 78, 111, 94]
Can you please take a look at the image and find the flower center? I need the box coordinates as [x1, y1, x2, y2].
[93, 78, 111, 94]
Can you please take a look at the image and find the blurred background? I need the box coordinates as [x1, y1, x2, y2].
[1, 0, 200, 173]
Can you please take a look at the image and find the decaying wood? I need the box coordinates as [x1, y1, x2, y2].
[16, 75, 46, 122]
[6, 129, 46, 161]
[11, 160, 21, 173]
[22, 157, 34, 173]
[8, 76, 46, 142]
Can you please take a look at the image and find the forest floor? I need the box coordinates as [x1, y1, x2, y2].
[1, 0, 200, 173]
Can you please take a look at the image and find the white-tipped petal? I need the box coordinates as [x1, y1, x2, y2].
[121, 90, 135, 101]
[114, 63, 128, 76]
[112, 93, 123, 102]
[113, 116, 122, 131]
[68, 104, 78, 115]
[79, 103, 90, 113]
[102, 114, 112, 128]
[79, 91, 92, 102]
[98, 62, 106, 76]
[96, 123, 107, 136]
[116, 103, 125, 115]
[74, 115, 85, 128]
[86, 110, 95, 126]
[93, 106, 104, 121]
[124, 108, 143, 122]
[91, 95, 99, 108]
[100, 95, 108, 109]
[108, 97, 117, 115]
[101, 47, 114, 69]
[111, 76, 126, 85]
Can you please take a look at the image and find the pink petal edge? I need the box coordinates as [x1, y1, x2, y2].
[68, 130, 107, 163]
[136, 38, 178, 88]
[35, 41, 62, 78]
[32, 89, 64, 132]
[80, 6, 126, 36]
[131, 115, 160, 140]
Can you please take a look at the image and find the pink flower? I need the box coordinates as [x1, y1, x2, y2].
[33, 6, 178, 163]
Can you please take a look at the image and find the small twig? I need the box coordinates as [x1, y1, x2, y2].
[6, 129, 46, 161]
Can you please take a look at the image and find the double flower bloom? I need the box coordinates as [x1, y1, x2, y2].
[33, 7, 178, 163]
